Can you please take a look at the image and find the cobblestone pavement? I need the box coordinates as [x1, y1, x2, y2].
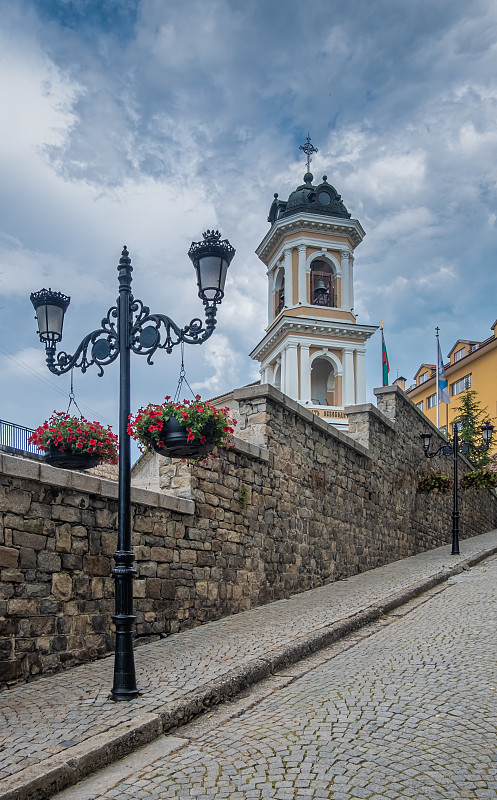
[58, 554, 497, 800]
[1, 530, 497, 798]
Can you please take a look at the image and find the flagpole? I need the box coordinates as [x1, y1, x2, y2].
[435, 326, 440, 428]
[380, 320, 384, 387]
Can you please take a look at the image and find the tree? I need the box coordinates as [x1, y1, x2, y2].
[452, 382, 494, 467]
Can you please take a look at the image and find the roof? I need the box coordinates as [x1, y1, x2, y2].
[268, 172, 351, 226]
[447, 339, 481, 358]
[414, 364, 435, 379]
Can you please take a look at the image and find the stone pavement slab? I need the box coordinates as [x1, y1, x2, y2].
[1, 529, 497, 800]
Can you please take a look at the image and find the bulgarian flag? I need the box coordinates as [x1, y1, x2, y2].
[382, 328, 390, 386]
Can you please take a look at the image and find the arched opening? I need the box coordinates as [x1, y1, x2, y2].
[311, 358, 335, 406]
[274, 268, 285, 316]
[310, 259, 335, 307]
[274, 363, 281, 390]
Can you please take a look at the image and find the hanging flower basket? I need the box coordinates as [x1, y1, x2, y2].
[460, 469, 497, 492]
[416, 473, 452, 494]
[128, 396, 236, 460]
[28, 412, 118, 470]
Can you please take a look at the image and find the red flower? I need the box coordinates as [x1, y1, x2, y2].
[200, 436, 206, 445]
[148, 425, 155, 432]
[76, 442, 83, 449]
[187, 429, 194, 442]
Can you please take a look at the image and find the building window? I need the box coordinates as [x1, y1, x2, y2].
[416, 401, 424, 411]
[310, 260, 335, 307]
[451, 374, 472, 396]
[418, 372, 428, 384]
[427, 394, 436, 409]
[274, 268, 285, 316]
[454, 347, 465, 362]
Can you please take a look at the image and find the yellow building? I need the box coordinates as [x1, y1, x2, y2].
[401, 320, 497, 430]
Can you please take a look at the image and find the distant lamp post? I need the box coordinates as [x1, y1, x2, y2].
[30, 230, 235, 701]
[421, 422, 493, 555]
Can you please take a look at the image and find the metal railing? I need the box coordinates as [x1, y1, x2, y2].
[0, 419, 39, 456]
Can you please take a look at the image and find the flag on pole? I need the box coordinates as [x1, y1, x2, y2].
[437, 338, 450, 404]
[381, 328, 390, 386]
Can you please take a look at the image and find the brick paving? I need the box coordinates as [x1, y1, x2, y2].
[1, 529, 497, 799]
[59, 551, 497, 799]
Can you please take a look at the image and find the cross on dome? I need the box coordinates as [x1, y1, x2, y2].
[299, 135, 318, 173]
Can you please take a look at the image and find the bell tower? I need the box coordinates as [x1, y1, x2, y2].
[250, 138, 377, 429]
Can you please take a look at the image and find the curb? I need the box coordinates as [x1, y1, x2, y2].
[2, 544, 496, 800]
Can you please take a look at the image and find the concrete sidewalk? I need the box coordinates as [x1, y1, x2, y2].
[2, 530, 497, 800]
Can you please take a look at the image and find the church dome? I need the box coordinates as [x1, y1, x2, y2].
[268, 173, 351, 225]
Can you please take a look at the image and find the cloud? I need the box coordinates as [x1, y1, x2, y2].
[2, 0, 497, 438]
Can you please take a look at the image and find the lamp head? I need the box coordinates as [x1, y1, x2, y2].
[188, 229, 235, 305]
[30, 288, 70, 344]
[481, 422, 494, 445]
[420, 431, 432, 452]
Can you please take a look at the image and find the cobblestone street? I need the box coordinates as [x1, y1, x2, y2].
[57, 554, 497, 800]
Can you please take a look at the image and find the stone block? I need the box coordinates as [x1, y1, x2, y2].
[150, 546, 173, 562]
[51, 505, 82, 523]
[55, 524, 72, 553]
[1, 569, 24, 582]
[13, 531, 46, 550]
[0, 487, 32, 514]
[138, 561, 157, 577]
[19, 547, 37, 569]
[7, 598, 38, 616]
[37, 551, 61, 573]
[145, 578, 162, 599]
[0, 545, 18, 568]
[52, 572, 73, 601]
[83, 555, 111, 576]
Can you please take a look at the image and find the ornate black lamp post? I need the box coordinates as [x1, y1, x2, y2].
[420, 422, 493, 555]
[30, 230, 235, 700]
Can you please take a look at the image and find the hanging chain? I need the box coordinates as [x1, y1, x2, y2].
[173, 342, 197, 404]
[66, 368, 84, 417]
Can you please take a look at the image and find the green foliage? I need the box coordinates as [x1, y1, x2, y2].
[417, 473, 452, 494]
[460, 469, 497, 492]
[237, 485, 249, 513]
[452, 383, 494, 467]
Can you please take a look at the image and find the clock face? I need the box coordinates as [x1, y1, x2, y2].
[318, 191, 331, 205]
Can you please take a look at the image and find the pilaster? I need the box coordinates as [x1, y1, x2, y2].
[342, 348, 355, 406]
[298, 245, 307, 304]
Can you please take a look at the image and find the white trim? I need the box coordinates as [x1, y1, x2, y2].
[310, 348, 343, 376]
[256, 214, 366, 264]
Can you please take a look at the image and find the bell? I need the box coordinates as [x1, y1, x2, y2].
[313, 279, 328, 305]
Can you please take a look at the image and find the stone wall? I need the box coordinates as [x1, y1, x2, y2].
[1, 385, 495, 687]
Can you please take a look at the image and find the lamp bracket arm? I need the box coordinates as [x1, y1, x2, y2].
[129, 299, 217, 364]
[45, 305, 120, 377]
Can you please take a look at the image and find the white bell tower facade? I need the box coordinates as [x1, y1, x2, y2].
[250, 139, 376, 429]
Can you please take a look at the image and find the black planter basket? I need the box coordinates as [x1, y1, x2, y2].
[44, 448, 101, 470]
[151, 417, 216, 459]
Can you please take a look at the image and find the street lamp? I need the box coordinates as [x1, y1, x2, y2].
[30, 230, 235, 701]
[421, 422, 493, 555]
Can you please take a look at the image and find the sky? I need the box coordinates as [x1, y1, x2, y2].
[2, 0, 497, 446]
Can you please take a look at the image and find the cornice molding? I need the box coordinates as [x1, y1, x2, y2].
[250, 316, 377, 361]
[256, 214, 365, 265]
